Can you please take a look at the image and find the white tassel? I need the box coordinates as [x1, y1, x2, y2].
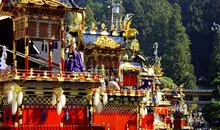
[12, 101, 17, 115]
[94, 92, 100, 106]
[142, 97, 147, 102]
[144, 108, 148, 116]
[103, 93, 108, 105]
[140, 107, 145, 118]
[51, 94, 57, 106]
[17, 91, 23, 106]
[57, 102, 62, 115]
[7, 90, 13, 103]
[60, 94, 66, 108]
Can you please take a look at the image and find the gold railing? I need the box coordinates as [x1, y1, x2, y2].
[0, 69, 104, 82]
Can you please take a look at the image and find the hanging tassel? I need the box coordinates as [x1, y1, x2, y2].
[12, 115, 16, 121]
[17, 91, 23, 106]
[7, 90, 13, 103]
[57, 102, 62, 115]
[6, 109, 9, 121]
[41, 112, 46, 121]
[60, 94, 66, 108]
[65, 111, 69, 121]
[51, 94, 57, 106]
[144, 108, 148, 116]
[140, 107, 145, 118]
[103, 93, 108, 105]
[94, 92, 100, 106]
[12, 101, 17, 115]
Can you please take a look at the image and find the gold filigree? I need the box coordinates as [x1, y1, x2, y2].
[123, 28, 138, 38]
[21, 0, 67, 7]
[130, 38, 140, 51]
[94, 36, 120, 49]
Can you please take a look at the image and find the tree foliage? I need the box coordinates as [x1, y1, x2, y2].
[161, 76, 177, 89]
[203, 101, 220, 126]
[209, 30, 220, 85]
[165, 3, 196, 88]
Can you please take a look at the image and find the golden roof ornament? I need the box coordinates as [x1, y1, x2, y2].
[111, 24, 115, 31]
[101, 23, 107, 31]
[91, 22, 98, 31]
[94, 36, 120, 48]
[122, 14, 139, 38]
[153, 58, 163, 76]
[21, 0, 67, 7]
[100, 23, 108, 35]
[90, 22, 97, 34]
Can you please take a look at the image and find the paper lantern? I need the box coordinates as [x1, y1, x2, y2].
[17, 91, 23, 106]
[94, 93, 100, 106]
[7, 90, 13, 103]
[57, 102, 62, 115]
[51, 94, 56, 106]
[12, 101, 17, 115]
[60, 94, 66, 108]
[103, 93, 108, 105]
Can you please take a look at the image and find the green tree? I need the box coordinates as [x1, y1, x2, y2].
[165, 3, 196, 88]
[138, 0, 173, 63]
[85, 0, 97, 27]
[161, 76, 177, 89]
[209, 30, 220, 86]
[203, 101, 220, 127]
[64, 12, 76, 27]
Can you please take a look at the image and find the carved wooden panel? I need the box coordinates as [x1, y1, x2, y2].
[51, 24, 60, 40]
[27, 19, 60, 40]
[28, 21, 36, 37]
[39, 23, 49, 38]
[15, 19, 25, 40]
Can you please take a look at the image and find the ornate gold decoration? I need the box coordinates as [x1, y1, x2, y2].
[123, 28, 138, 38]
[130, 38, 140, 51]
[119, 62, 140, 71]
[54, 87, 64, 95]
[153, 58, 163, 76]
[21, 0, 67, 7]
[94, 36, 120, 49]
[122, 14, 138, 38]
[101, 23, 107, 32]
[91, 22, 97, 32]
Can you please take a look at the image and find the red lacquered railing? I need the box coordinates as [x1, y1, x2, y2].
[0, 125, 105, 130]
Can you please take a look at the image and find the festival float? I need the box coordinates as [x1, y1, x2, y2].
[0, 0, 192, 129]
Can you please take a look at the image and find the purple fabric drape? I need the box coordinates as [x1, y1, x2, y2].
[65, 49, 84, 72]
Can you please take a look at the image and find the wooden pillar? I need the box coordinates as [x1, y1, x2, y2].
[93, 50, 97, 73]
[24, 17, 29, 75]
[60, 19, 65, 72]
[13, 20, 17, 73]
[48, 41, 52, 71]
[24, 38, 29, 75]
